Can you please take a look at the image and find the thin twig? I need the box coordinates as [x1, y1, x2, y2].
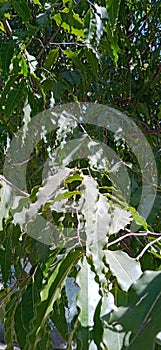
[136, 236, 161, 260]
[108, 231, 161, 261]
[0, 175, 29, 197]
[51, 42, 84, 46]
[37, 24, 62, 60]
[108, 231, 161, 248]
[0, 274, 30, 306]
[2, 18, 12, 36]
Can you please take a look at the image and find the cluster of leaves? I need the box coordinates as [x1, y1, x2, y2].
[0, 0, 161, 349]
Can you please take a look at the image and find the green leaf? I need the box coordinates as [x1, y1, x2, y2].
[43, 49, 59, 70]
[84, 8, 96, 43]
[15, 267, 43, 348]
[65, 173, 84, 184]
[105, 250, 142, 291]
[14, 303, 27, 349]
[51, 297, 68, 340]
[53, 190, 81, 202]
[18, 53, 28, 76]
[54, 7, 84, 37]
[12, 0, 31, 23]
[105, 24, 120, 62]
[77, 325, 92, 350]
[0, 40, 14, 76]
[107, 0, 121, 29]
[26, 248, 82, 350]
[84, 48, 98, 79]
[32, 0, 40, 4]
[0, 1, 11, 20]
[36, 11, 48, 29]
[109, 271, 161, 350]
[93, 299, 103, 348]
[0, 73, 19, 110]
[4, 292, 20, 350]
[128, 206, 148, 230]
[0, 247, 12, 287]
[63, 49, 86, 74]
[0, 224, 18, 287]
[5, 80, 26, 117]
[53, 12, 62, 26]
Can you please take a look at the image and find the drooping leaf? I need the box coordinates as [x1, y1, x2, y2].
[0, 40, 14, 76]
[51, 300, 68, 341]
[76, 257, 101, 327]
[18, 53, 28, 77]
[14, 267, 43, 348]
[4, 292, 20, 350]
[0, 247, 12, 287]
[84, 8, 96, 44]
[5, 80, 26, 117]
[25, 249, 82, 350]
[63, 49, 86, 74]
[109, 271, 161, 350]
[43, 49, 59, 70]
[107, 0, 121, 29]
[12, 0, 31, 23]
[14, 303, 27, 349]
[79, 175, 110, 280]
[84, 48, 98, 79]
[81, 175, 111, 247]
[77, 325, 92, 350]
[0, 1, 11, 20]
[105, 24, 120, 62]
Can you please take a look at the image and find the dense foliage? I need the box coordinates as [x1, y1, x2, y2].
[0, 0, 161, 349]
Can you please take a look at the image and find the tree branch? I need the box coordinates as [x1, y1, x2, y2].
[0, 175, 29, 197]
[136, 235, 161, 260]
[108, 231, 161, 248]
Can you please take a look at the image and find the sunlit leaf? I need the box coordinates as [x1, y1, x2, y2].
[25, 51, 38, 73]
[105, 250, 142, 291]
[76, 257, 101, 327]
[65, 173, 84, 184]
[109, 206, 132, 235]
[103, 326, 131, 350]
